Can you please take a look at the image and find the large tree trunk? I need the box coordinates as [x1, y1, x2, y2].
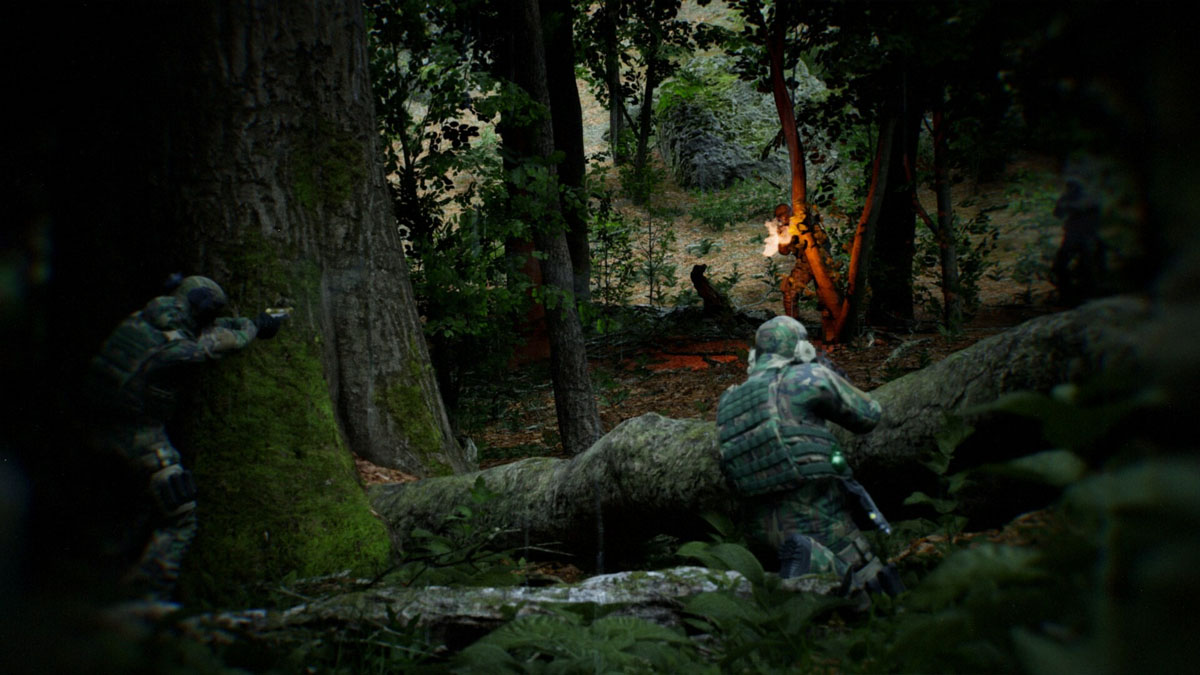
[541, 0, 592, 301]
[18, 0, 470, 603]
[372, 296, 1149, 564]
[163, 2, 467, 479]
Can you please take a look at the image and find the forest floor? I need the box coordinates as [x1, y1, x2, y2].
[356, 152, 1068, 483]
[464, 151, 1066, 468]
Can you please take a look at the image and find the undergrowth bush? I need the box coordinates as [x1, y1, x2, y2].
[690, 178, 778, 232]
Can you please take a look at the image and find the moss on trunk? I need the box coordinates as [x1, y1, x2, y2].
[176, 252, 391, 606]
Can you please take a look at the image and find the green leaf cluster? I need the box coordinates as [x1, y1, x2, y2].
[689, 178, 778, 232]
[455, 611, 705, 674]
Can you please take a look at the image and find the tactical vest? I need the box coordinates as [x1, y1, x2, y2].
[89, 311, 181, 420]
[717, 367, 841, 496]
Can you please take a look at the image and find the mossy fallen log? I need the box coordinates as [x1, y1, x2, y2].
[117, 567, 837, 655]
[371, 414, 734, 568]
[371, 296, 1150, 562]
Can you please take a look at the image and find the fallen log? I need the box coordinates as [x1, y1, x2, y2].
[839, 294, 1148, 519]
[107, 567, 837, 655]
[371, 414, 734, 568]
[370, 296, 1150, 563]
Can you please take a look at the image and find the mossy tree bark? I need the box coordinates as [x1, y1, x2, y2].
[160, 1, 467, 478]
[22, 0, 471, 604]
[372, 296, 1149, 563]
[158, 0, 473, 600]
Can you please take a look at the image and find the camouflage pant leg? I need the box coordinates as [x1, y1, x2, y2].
[95, 424, 195, 599]
[780, 262, 814, 319]
[126, 508, 197, 600]
[749, 478, 876, 577]
[93, 424, 183, 474]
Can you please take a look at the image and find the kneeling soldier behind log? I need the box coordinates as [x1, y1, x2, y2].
[717, 316, 902, 597]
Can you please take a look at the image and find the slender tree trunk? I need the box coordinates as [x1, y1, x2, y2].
[500, 0, 603, 455]
[603, 0, 627, 164]
[766, 20, 841, 340]
[932, 107, 963, 330]
[541, 0, 591, 301]
[834, 119, 896, 340]
[631, 38, 661, 200]
[869, 71, 920, 328]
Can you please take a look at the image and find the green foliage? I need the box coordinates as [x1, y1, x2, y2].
[677, 538, 850, 671]
[685, 237, 722, 257]
[689, 178, 778, 232]
[913, 202, 1001, 325]
[575, 0, 704, 170]
[592, 369, 631, 409]
[455, 611, 706, 673]
[635, 214, 678, 307]
[751, 255, 786, 305]
[587, 190, 637, 320]
[1001, 172, 1065, 300]
[901, 415, 974, 536]
[617, 161, 665, 205]
[368, 2, 551, 416]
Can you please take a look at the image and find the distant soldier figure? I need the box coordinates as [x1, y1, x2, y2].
[773, 204, 816, 320]
[1051, 177, 1106, 305]
[717, 316, 901, 596]
[87, 275, 284, 599]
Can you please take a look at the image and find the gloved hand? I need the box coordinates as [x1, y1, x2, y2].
[254, 311, 283, 339]
[150, 465, 197, 517]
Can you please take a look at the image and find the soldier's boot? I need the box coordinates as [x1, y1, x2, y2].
[778, 533, 815, 579]
[838, 555, 905, 597]
[123, 509, 197, 601]
[868, 563, 905, 596]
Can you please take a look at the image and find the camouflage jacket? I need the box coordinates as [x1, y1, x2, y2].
[717, 361, 881, 496]
[88, 295, 259, 422]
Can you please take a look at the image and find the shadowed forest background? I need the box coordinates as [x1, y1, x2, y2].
[3, 0, 1200, 672]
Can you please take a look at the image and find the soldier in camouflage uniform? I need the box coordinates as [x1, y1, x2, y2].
[87, 275, 283, 600]
[773, 204, 816, 320]
[717, 316, 901, 595]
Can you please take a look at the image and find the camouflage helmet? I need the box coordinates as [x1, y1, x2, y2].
[754, 316, 808, 356]
[749, 316, 816, 372]
[173, 275, 228, 325]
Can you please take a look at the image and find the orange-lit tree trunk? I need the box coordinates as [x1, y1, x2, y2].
[766, 21, 842, 341]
